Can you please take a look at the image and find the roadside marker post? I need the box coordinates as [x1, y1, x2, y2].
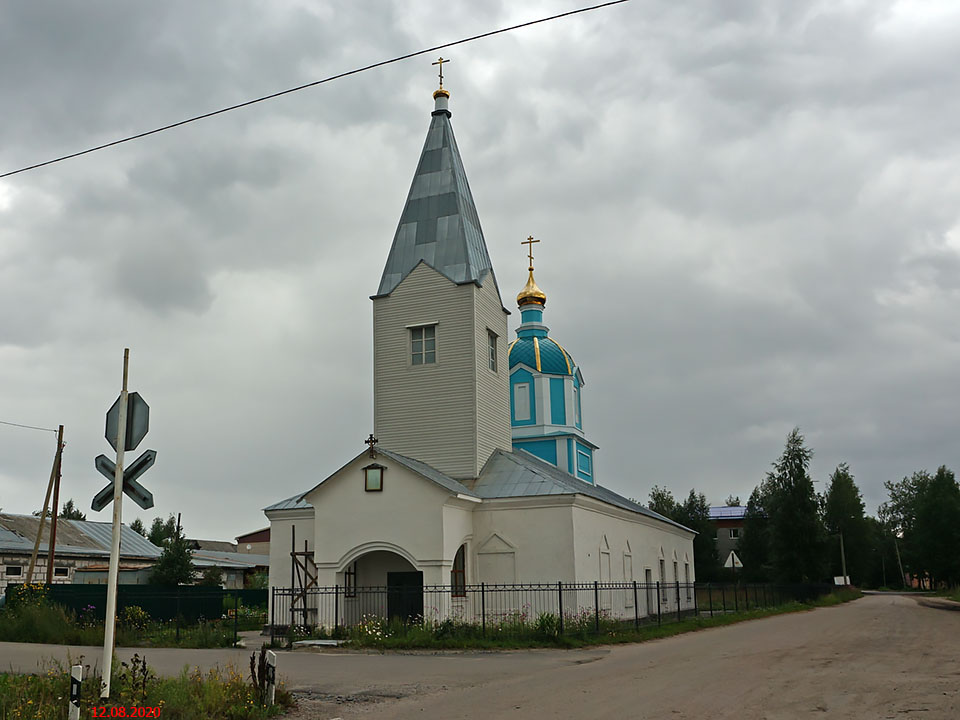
[266, 651, 277, 706]
[69, 664, 81, 720]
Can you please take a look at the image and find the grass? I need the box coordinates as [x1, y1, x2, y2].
[282, 588, 864, 651]
[934, 587, 960, 603]
[0, 604, 249, 649]
[0, 651, 293, 720]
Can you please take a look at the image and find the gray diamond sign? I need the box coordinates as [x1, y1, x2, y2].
[105, 391, 149, 452]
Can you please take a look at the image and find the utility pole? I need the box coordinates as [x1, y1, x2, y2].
[893, 537, 906, 589]
[46, 425, 65, 585]
[839, 531, 848, 586]
[26, 430, 62, 583]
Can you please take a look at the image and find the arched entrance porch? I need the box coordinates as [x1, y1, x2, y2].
[339, 550, 423, 623]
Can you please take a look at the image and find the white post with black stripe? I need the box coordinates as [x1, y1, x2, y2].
[266, 650, 277, 706]
[69, 664, 82, 720]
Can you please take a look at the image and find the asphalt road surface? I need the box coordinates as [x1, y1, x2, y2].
[1, 594, 956, 719]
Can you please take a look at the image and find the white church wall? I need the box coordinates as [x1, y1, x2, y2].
[570, 498, 696, 619]
[442, 501, 475, 569]
[471, 497, 577, 583]
[265, 509, 314, 593]
[373, 263, 481, 479]
[306, 452, 452, 579]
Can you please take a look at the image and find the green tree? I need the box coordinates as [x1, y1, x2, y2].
[198, 566, 224, 587]
[148, 515, 178, 546]
[738, 482, 773, 581]
[149, 522, 195, 586]
[725, 495, 741, 507]
[59, 499, 86, 521]
[677, 489, 721, 581]
[648, 485, 678, 519]
[129, 518, 146, 536]
[880, 471, 932, 587]
[765, 428, 826, 584]
[861, 515, 901, 589]
[912, 466, 960, 587]
[823, 463, 869, 584]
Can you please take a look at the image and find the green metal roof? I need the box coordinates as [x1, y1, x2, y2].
[375, 103, 496, 297]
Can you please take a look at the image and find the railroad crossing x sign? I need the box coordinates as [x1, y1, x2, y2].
[91, 450, 157, 511]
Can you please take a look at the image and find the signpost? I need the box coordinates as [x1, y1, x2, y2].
[724, 551, 743, 573]
[92, 349, 157, 699]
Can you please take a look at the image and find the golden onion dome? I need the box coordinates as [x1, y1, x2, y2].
[433, 87, 450, 99]
[517, 269, 547, 307]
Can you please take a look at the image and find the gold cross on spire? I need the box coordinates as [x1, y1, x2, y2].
[432, 56, 450, 89]
[522, 235, 540, 270]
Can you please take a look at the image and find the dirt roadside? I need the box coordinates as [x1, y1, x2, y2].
[287, 594, 960, 719]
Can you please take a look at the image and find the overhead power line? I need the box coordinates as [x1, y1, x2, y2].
[1, 0, 630, 180]
[0, 420, 58, 434]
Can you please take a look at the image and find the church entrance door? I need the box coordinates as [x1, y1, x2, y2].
[387, 571, 424, 621]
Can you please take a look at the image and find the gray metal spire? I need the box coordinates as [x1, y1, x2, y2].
[374, 90, 495, 297]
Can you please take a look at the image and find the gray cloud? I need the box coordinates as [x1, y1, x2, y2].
[2, 1, 959, 538]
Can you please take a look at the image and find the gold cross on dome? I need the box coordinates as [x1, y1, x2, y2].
[432, 56, 450, 88]
[522, 235, 540, 270]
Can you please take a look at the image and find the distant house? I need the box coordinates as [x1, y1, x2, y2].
[0, 513, 161, 592]
[191, 550, 269, 589]
[709, 506, 747, 567]
[235, 527, 269, 556]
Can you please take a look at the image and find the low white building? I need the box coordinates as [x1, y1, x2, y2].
[265, 80, 695, 626]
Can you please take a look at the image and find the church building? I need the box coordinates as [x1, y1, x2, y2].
[265, 73, 695, 619]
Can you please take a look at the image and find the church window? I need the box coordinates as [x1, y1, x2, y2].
[685, 563, 692, 602]
[659, 559, 665, 587]
[576, 449, 592, 477]
[513, 383, 531, 421]
[487, 330, 497, 372]
[623, 554, 634, 608]
[574, 384, 581, 426]
[451, 544, 466, 597]
[673, 561, 679, 584]
[344, 561, 357, 598]
[364, 464, 384, 492]
[411, 325, 436, 365]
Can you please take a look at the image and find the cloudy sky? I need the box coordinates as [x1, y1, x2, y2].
[1, 1, 958, 540]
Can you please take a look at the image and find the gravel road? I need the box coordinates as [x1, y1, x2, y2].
[2, 594, 956, 719]
[288, 594, 960, 719]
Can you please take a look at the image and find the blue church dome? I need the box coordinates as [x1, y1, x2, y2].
[509, 336, 575, 375]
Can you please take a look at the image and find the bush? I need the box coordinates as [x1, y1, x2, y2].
[5, 582, 48, 610]
[120, 605, 151, 632]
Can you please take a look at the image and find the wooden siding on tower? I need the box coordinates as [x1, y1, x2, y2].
[373, 263, 479, 479]
[473, 278, 511, 470]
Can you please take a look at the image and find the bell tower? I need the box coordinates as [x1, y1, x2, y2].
[371, 66, 511, 480]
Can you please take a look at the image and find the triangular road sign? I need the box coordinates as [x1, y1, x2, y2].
[724, 550, 743, 569]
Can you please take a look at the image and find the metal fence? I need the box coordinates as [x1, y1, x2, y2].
[271, 581, 698, 643]
[270, 581, 833, 645]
